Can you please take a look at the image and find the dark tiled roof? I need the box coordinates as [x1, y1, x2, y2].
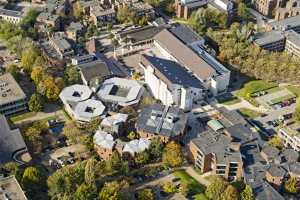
[119, 26, 164, 44]
[289, 162, 300, 175]
[140, 54, 203, 89]
[169, 24, 203, 45]
[281, 148, 299, 163]
[267, 164, 286, 177]
[225, 123, 253, 143]
[261, 145, 280, 161]
[78, 60, 111, 82]
[136, 104, 187, 138]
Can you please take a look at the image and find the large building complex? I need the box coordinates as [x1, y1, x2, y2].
[278, 125, 300, 152]
[0, 7, 23, 24]
[254, 0, 277, 17]
[141, 28, 230, 110]
[0, 73, 27, 116]
[275, 0, 300, 20]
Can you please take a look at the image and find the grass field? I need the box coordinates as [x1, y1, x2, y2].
[238, 108, 262, 119]
[173, 170, 206, 195]
[9, 112, 37, 123]
[236, 80, 278, 107]
[285, 85, 300, 97]
[193, 193, 209, 200]
[216, 95, 241, 105]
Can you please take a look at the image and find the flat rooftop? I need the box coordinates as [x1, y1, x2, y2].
[268, 15, 300, 30]
[0, 8, 22, 17]
[253, 31, 285, 46]
[286, 30, 300, 47]
[169, 24, 203, 45]
[0, 115, 27, 164]
[59, 84, 92, 104]
[0, 73, 26, 106]
[0, 176, 27, 200]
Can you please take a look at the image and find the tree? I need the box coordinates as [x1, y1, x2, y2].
[117, 6, 135, 24]
[162, 141, 183, 167]
[31, 66, 46, 85]
[6, 64, 19, 80]
[127, 131, 139, 140]
[137, 188, 154, 200]
[65, 66, 80, 84]
[140, 96, 156, 108]
[163, 181, 176, 193]
[284, 177, 299, 194]
[220, 185, 239, 200]
[241, 185, 254, 200]
[237, 3, 250, 21]
[178, 182, 189, 197]
[134, 151, 150, 165]
[106, 151, 122, 172]
[73, 183, 97, 200]
[99, 181, 120, 200]
[86, 117, 102, 133]
[73, 1, 82, 20]
[37, 76, 60, 101]
[268, 136, 284, 150]
[205, 176, 228, 200]
[119, 106, 137, 119]
[20, 9, 38, 29]
[148, 137, 163, 161]
[22, 166, 45, 198]
[24, 127, 43, 153]
[293, 105, 300, 121]
[62, 121, 82, 144]
[21, 46, 40, 73]
[28, 93, 44, 112]
[84, 158, 97, 185]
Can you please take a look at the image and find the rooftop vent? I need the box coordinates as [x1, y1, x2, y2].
[72, 91, 81, 97]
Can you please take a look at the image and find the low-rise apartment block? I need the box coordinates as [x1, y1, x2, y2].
[189, 130, 243, 181]
[275, 0, 300, 20]
[253, 31, 286, 51]
[49, 37, 74, 59]
[278, 125, 300, 152]
[0, 7, 23, 24]
[90, 6, 116, 26]
[267, 15, 300, 32]
[136, 104, 188, 143]
[0, 73, 27, 116]
[285, 30, 300, 57]
[254, 0, 277, 17]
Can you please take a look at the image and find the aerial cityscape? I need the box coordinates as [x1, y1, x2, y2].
[0, 0, 300, 199]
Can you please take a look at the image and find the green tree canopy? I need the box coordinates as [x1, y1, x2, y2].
[137, 188, 154, 200]
[237, 3, 251, 21]
[205, 176, 228, 200]
[65, 66, 80, 85]
[284, 177, 299, 194]
[241, 185, 254, 200]
[268, 136, 284, 150]
[28, 93, 44, 112]
[220, 185, 239, 200]
[162, 141, 183, 167]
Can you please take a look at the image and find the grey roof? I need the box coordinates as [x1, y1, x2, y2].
[0, 8, 22, 18]
[218, 107, 248, 126]
[289, 162, 300, 175]
[123, 138, 151, 156]
[59, 84, 92, 105]
[140, 54, 203, 89]
[225, 123, 254, 143]
[118, 26, 164, 44]
[192, 130, 242, 164]
[0, 115, 27, 164]
[286, 30, 300, 47]
[268, 15, 300, 31]
[94, 130, 115, 150]
[261, 145, 280, 161]
[67, 22, 83, 32]
[37, 12, 59, 22]
[169, 24, 203, 45]
[136, 104, 188, 138]
[253, 31, 285, 46]
[97, 77, 143, 106]
[50, 37, 72, 51]
[0, 73, 26, 106]
[73, 99, 105, 122]
[78, 60, 111, 82]
[154, 29, 215, 81]
[267, 164, 286, 177]
[0, 176, 27, 200]
[281, 148, 299, 163]
[254, 181, 285, 200]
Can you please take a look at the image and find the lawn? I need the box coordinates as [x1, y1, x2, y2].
[193, 193, 209, 200]
[173, 170, 206, 194]
[238, 108, 262, 119]
[285, 85, 300, 97]
[236, 80, 277, 107]
[270, 93, 296, 105]
[9, 112, 37, 123]
[216, 95, 241, 105]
